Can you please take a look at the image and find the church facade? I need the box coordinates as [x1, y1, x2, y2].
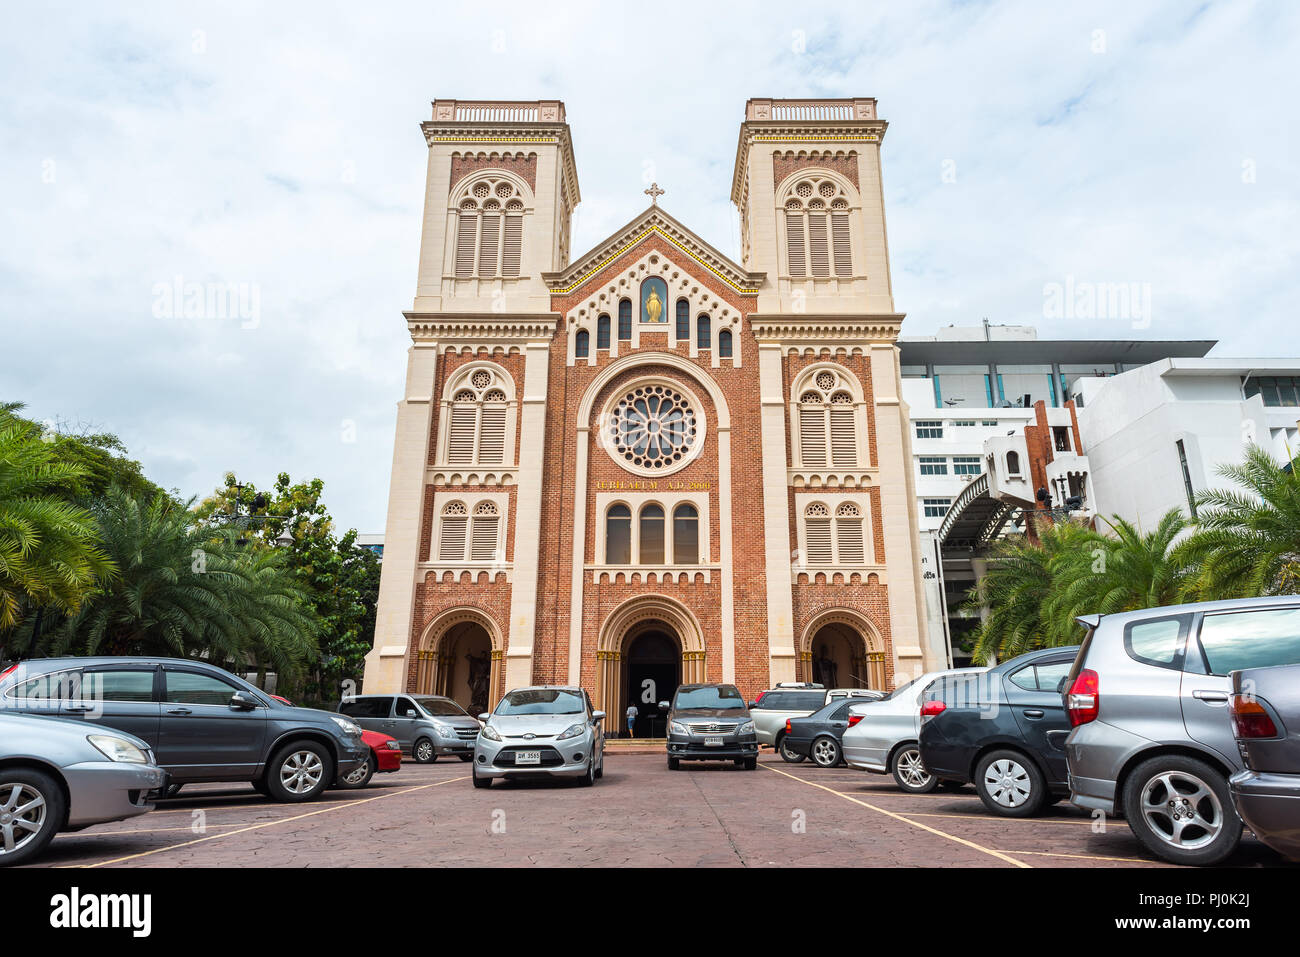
[362, 97, 937, 721]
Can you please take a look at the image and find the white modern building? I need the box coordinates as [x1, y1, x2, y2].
[1076, 359, 1300, 531]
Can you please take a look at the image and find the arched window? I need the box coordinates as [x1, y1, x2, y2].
[574, 329, 590, 358]
[606, 505, 631, 564]
[618, 299, 632, 341]
[783, 176, 853, 279]
[718, 329, 733, 358]
[836, 503, 865, 564]
[639, 504, 665, 564]
[470, 502, 500, 562]
[438, 501, 468, 562]
[795, 367, 859, 468]
[1006, 451, 1022, 476]
[596, 315, 611, 350]
[676, 299, 690, 341]
[444, 367, 510, 466]
[804, 502, 832, 564]
[672, 504, 699, 564]
[454, 177, 526, 278]
[697, 314, 711, 350]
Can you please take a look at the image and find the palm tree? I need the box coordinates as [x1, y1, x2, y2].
[0, 417, 115, 632]
[1182, 444, 1300, 598]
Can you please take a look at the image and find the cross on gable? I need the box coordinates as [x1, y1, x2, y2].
[644, 182, 665, 206]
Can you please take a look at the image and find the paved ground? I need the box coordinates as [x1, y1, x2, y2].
[28, 752, 1294, 868]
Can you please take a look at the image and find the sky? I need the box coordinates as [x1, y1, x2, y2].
[2, 1, 1297, 535]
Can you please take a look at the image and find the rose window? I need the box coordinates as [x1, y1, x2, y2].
[608, 384, 701, 473]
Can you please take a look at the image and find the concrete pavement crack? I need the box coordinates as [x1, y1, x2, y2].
[689, 773, 748, 867]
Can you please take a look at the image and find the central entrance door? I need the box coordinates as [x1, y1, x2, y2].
[625, 629, 680, 738]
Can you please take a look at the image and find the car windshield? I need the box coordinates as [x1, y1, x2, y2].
[495, 689, 586, 716]
[673, 686, 745, 710]
[412, 696, 469, 717]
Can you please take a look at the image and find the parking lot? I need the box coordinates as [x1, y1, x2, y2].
[23, 751, 1293, 868]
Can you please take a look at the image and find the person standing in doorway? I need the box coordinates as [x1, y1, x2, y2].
[625, 703, 638, 738]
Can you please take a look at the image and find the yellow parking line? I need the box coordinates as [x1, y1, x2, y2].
[903, 811, 1096, 827]
[67, 777, 467, 868]
[761, 764, 1031, 868]
[59, 823, 252, 837]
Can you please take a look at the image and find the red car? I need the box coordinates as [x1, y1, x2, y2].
[267, 695, 401, 790]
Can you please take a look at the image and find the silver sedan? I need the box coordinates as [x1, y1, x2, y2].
[0, 713, 166, 867]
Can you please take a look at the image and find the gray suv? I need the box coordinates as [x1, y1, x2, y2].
[1064, 595, 1300, 865]
[0, 657, 369, 803]
[664, 683, 759, 770]
[339, 693, 481, 763]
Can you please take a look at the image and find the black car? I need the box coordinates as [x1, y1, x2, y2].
[918, 646, 1080, 817]
[782, 699, 859, 767]
[0, 656, 369, 802]
[1229, 663, 1300, 862]
[662, 683, 760, 770]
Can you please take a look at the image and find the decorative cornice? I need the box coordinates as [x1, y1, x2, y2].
[731, 119, 888, 204]
[542, 207, 764, 296]
[404, 312, 557, 342]
[750, 314, 906, 343]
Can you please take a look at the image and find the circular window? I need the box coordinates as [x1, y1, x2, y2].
[606, 383, 704, 475]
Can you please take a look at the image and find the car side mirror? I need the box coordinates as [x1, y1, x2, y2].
[591, 711, 606, 722]
[658, 701, 669, 711]
[229, 692, 258, 711]
[478, 713, 490, 722]
[402, 709, 418, 718]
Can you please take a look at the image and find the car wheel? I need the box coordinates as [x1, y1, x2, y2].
[579, 755, 595, 787]
[471, 763, 491, 789]
[457, 754, 473, 762]
[777, 735, 806, 764]
[890, 744, 939, 793]
[975, 749, 1048, 818]
[265, 741, 333, 802]
[1122, 755, 1242, 866]
[667, 756, 680, 771]
[0, 768, 65, 868]
[811, 736, 842, 768]
[744, 757, 758, 770]
[595, 753, 604, 779]
[413, 738, 437, 764]
[335, 752, 375, 790]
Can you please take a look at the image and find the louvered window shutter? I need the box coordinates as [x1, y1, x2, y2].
[786, 213, 806, 276]
[470, 517, 499, 562]
[832, 213, 852, 277]
[478, 404, 507, 464]
[799, 407, 828, 467]
[829, 407, 858, 467]
[446, 406, 478, 464]
[478, 213, 500, 276]
[838, 519, 865, 564]
[501, 215, 523, 276]
[438, 517, 467, 562]
[808, 213, 830, 277]
[455, 214, 478, 277]
[806, 520, 833, 564]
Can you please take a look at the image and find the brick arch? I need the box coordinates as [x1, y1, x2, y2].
[594, 595, 707, 719]
[797, 607, 887, 690]
[411, 606, 504, 704]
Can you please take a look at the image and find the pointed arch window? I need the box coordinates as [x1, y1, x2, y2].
[606, 504, 632, 564]
[618, 299, 632, 341]
[676, 299, 690, 341]
[795, 368, 859, 469]
[575, 329, 590, 358]
[672, 504, 699, 564]
[783, 176, 853, 279]
[697, 314, 711, 351]
[597, 315, 611, 350]
[718, 329, 733, 358]
[444, 368, 510, 466]
[453, 178, 526, 278]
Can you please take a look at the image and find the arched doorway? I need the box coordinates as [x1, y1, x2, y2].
[413, 609, 501, 715]
[624, 627, 681, 738]
[799, 611, 887, 690]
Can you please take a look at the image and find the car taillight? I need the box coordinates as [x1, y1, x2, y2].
[919, 700, 945, 719]
[1066, 669, 1100, 726]
[784, 719, 792, 733]
[0, 664, 17, 682]
[1230, 695, 1278, 739]
[847, 715, 862, 727]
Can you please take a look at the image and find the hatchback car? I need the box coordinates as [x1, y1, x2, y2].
[0, 657, 368, 803]
[0, 713, 166, 867]
[338, 693, 480, 763]
[472, 686, 605, 788]
[664, 683, 759, 769]
[841, 667, 987, 793]
[1064, 596, 1300, 865]
[1228, 663, 1300, 862]
[748, 688, 834, 761]
[781, 699, 860, 767]
[918, 646, 1079, 816]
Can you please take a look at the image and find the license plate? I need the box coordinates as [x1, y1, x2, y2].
[704, 736, 724, 747]
[515, 750, 541, 765]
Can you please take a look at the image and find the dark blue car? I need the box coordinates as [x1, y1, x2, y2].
[783, 697, 881, 768]
[918, 646, 1080, 817]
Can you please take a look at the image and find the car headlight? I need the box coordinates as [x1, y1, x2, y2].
[433, 723, 454, 737]
[330, 716, 362, 736]
[736, 721, 755, 735]
[480, 724, 502, 741]
[383, 740, 400, 750]
[670, 721, 689, 736]
[556, 723, 587, 740]
[88, 734, 148, 764]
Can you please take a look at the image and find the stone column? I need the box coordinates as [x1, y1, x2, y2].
[363, 341, 438, 693]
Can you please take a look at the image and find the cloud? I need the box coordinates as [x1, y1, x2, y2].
[1, 0, 1296, 533]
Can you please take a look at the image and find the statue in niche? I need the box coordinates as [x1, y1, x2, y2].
[466, 650, 491, 714]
